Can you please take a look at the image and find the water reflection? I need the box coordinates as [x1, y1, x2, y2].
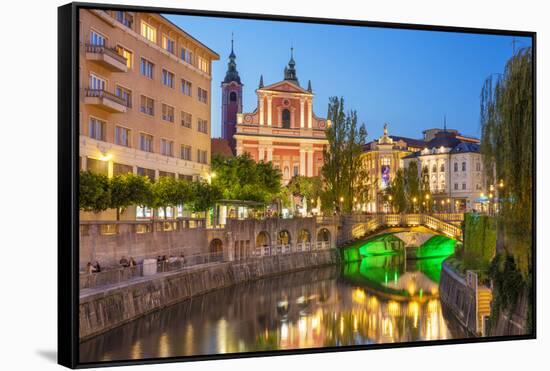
[80, 255, 465, 363]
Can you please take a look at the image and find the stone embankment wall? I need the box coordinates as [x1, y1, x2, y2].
[489, 288, 530, 336]
[439, 262, 477, 335]
[79, 249, 339, 341]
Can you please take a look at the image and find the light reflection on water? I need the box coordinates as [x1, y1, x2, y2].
[80, 255, 466, 363]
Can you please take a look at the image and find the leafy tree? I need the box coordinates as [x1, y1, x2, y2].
[211, 153, 282, 204]
[321, 97, 369, 213]
[288, 176, 322, 212]
[150, 176, 182, 219]
[109, 174, 132, 220]
[79, 170, 110, 213]
[420, 165, 432, 212]
[190, 181, 223, 212]
[480, 47, 532, 276]
[405, 161, 421, 213]
[387, 169, 407, 213]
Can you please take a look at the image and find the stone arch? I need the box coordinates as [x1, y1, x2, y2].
[317, 228, 331, 242]
[209, 238, 223, 254]
[256, 231, 271, 248]
[277, 230, 291, 245]
[298, 229, 311, 243]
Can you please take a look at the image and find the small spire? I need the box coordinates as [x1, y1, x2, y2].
[443, 115, 447, 132]
[223, 33, 240, 84]
[258, 75, 264, 88]
[230, 32, 235, 57]
[284, 46, 299, 85]
[307, 80, 312, 92]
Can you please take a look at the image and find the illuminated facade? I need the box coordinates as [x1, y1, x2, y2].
[233, 49, 330, 184]
[362, 124, 425, 212]
[79, 9, 219, 219]
[403, 130, 486, 212]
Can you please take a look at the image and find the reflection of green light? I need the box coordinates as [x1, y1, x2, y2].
[419, 288, 423, 299]
[394, 271, 397, 285]
[342, 234, 404, 262]
[416, 235, 456, 259]
[384, 272, 388, 284]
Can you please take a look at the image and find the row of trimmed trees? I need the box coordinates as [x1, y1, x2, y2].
[80, 171, 222, 220]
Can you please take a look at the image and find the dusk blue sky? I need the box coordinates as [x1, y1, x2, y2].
[165, 14, 531, 140]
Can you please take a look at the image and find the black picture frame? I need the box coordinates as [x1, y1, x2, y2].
[58, 2, 537, 368]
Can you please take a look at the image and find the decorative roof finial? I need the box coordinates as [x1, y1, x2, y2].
[259, 75, 264, 88]
[307, 80, 312, 92]
[384, 122, 388, 136]
[443, 115, 447, 132]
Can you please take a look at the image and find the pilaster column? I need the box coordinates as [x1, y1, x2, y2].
[258, 146, 265, 162]
[299, 149, 306, 176]
[307, 99, 313, 129]
[307, 150, 314, 177]
[236, 142, 243, 156]
[107, 161, 114, 178]
[259, 95, 264, 126]
[81, 156, 87, 171]
[300, 98, 305, 128]
[267, 146, 273, 162]
[267, 96, 272, 126]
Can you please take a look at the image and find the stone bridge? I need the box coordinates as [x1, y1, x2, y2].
[339, 213, 463, 245]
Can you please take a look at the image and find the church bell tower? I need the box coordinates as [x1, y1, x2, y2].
[221, 35, 243, 154]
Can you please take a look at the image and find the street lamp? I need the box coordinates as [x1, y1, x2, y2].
[413, 197, 417, 213]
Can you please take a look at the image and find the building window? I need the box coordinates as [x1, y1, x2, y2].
[181, 47, 193, 64]
[160, 139, 174, 157]
[197, 56, 209, 73]
[197, 118, 208, 134]
[115, 11, 133, 28]
[462, 183, 466, 190]
[181, 111, 192, 128]
[440, 163, 445, 172]
[197, 87, 208, 103]
[87, 158, 108, 175]
[161, 69, 174, 88]
[454, 183, 458, 190]
[162, 34, 175, 54]
[197, 149, 208, 164]
[140, 21, 157, 43]
[181, 79, 192, 96]
[140, 95, 154, 116]
[229, 91, 237, 102]
[140, 58, 154, 79]
[476, 183, 481, 190]
[454, 162, 458, 172]
[89, 73, 106, 91]
[462, 161, 466, 171]
[159, 171, 175, 178]
[293, 165, 299, 176]
[115, 85, 132, 107]
[89, 117, 106, 141]
[89, 30, 106, 46]
[476, 162, 481, 171]
[113, 162, 133, 175]
[432, 164, 437, 173]
[282, 109, 291, 128]
[162, 104, 174, 122]
[115, 126, 130, 147]
[181, 145, 192, 160]
[137, 167, 155, 180]
[139, 133, 153, 152]
[116, 45, 133, 69]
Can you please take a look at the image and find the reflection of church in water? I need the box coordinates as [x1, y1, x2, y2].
[221, 40, 330, 184]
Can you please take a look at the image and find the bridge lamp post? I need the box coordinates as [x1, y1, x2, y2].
[339, 196, 344, 214]
[413, 197, 417, 213]
[388, 195, 393, 214]
[425, 194, 431, 214]
[446, 198, 451, 213]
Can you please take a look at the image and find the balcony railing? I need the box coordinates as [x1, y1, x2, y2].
[85, 43, 128, 72]
[84, 88, 128, 113]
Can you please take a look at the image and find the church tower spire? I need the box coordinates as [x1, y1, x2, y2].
[284, 46, 299, 85]
[221, 33, 243, 154]
[223, 33, 241, 84]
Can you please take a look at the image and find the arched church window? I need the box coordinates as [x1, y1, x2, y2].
[282, 109, 291, 128]
[229, 91, 237, 102]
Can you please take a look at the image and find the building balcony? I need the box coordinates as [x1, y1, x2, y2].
[84, 88, 127, 113]
[85, 43, 128, 72]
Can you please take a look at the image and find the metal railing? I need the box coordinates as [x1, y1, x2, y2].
[80, 251, 223, 290]
[80, 218, 207, 237]
[85, 88, 128, 106]
[85, 43, 128, 65]
[253, 240, 331, 257]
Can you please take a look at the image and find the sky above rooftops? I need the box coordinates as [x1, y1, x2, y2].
[165, 13, 531, 141]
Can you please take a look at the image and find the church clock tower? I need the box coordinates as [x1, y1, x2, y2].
[221, 36, 242, 154]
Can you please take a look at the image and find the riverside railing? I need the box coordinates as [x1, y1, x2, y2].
[254, 240, 331, 257]
[80, 251, 223, 290]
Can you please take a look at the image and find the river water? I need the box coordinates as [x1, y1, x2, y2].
[80, 254, 467, 363]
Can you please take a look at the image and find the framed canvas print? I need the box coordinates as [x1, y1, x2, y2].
[58, 2, 536, 368]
